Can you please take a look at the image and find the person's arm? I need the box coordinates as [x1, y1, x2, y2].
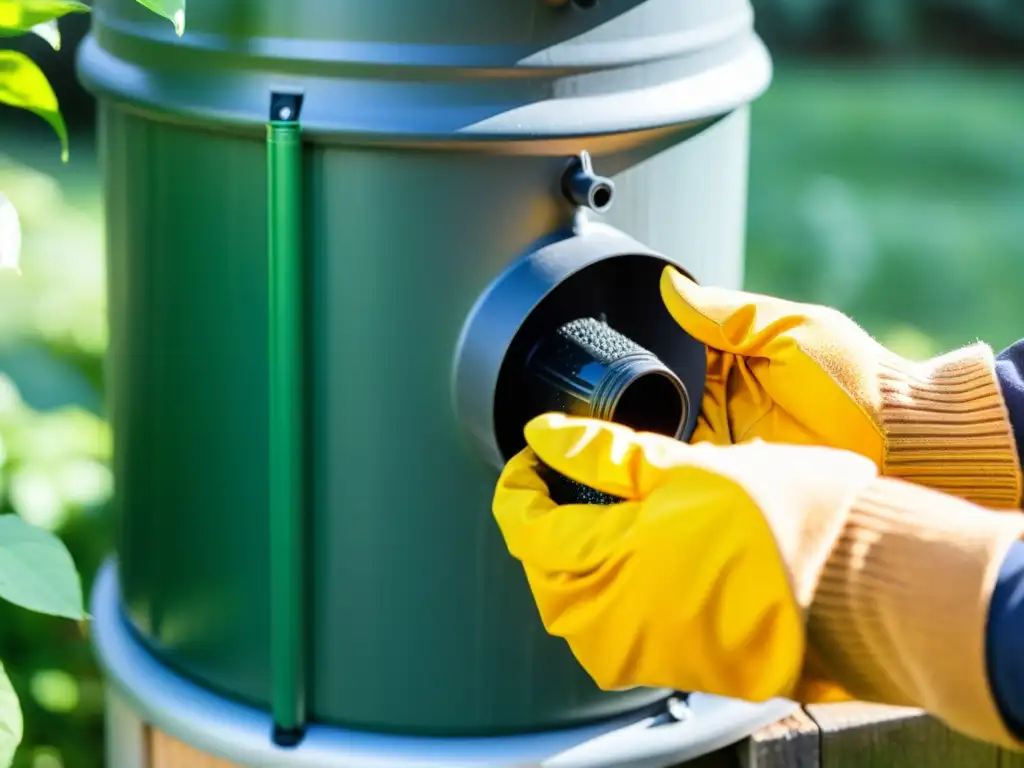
[495, 413, 1024, 749]
[996, 341, 1024, 467]
[987, 340, 1024, 737]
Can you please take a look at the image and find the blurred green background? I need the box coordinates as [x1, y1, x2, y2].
[1, 2, 1023, 766]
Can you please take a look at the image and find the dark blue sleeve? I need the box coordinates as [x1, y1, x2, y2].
[985, 340, 1024, 738]
[988, 542, 1024, 739]
[996, 340, 1024, 469]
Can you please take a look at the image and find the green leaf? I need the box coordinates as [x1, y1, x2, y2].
[0, 51, 68, 162]
[0, 515, 84, 620]
[0, 192, 19, 273]
[0, 662, 22, 768]
[134, 0, 185, 36]
[0, 1, 89, 34]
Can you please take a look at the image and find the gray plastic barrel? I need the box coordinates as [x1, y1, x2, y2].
[78, 1, 795, 765]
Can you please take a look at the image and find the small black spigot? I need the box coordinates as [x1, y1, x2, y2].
[561, 151, 615, 213]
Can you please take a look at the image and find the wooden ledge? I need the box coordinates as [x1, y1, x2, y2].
[148, 729, 237, 767]
[140, 702, 1022, 767]
[692, 702, 1021, 768]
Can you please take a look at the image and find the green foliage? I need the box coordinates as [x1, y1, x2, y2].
[0, 170, 89, 768]
[0, 663, 22, 768]
[0, 152, 110, 768]
[753, 0, 1024, 52]
[0, 2, 87, 172]
[134, 0, 186, 36]
[0, 511, 83, 767]
[0, 0, 185, 169]
[745, 64, 1024, 356]
[0, 0, 185, 271]
[0, 52, 66, 164]
[0, 6, 174, 763]
[0, 1, 88, 33]
[0, 516, 83, 621]
[0, 364, 87, 768]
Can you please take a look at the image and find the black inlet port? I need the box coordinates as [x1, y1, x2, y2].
[525, 317, 689, 505]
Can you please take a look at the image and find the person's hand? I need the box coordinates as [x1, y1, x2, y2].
[493, 412, 1024, 749]
[494, 411, 877, 702]
[660, 267, 1021, 507]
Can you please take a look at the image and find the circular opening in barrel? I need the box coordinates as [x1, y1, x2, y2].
[490, 254, 706, 463]
[611, 371, 686, 438]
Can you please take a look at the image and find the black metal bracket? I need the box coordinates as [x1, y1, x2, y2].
[270, 91, 305, 123]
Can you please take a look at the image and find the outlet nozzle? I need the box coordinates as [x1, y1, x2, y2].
[525, 317, 689, 504]
[562, 152, 615, 213]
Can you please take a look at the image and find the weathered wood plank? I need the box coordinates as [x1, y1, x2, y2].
[740, 707, 820, 768]
[106, 689, 148, 768]
[808, 702, 1001, 768]
[133, 700, 1024, 768]
[148, 728, 239, 768]
[673, 706, 817, 767]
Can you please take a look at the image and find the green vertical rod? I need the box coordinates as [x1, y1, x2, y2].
[267, 92, 306, 746]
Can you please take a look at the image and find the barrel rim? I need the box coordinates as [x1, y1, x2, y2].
[76, 28, 772, 140]
[93, 560, 800, 767]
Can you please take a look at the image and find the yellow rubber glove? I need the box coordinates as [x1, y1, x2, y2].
[659, 268, 1021, 508]
[495, 412, 877, 702]
[494, 413, 1024, 749]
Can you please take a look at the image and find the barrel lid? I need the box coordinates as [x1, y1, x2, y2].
[78, 0, 771, 142]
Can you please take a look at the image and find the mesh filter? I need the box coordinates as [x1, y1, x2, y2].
[556, 317, 648, 364]
[527, 317, 686, 506]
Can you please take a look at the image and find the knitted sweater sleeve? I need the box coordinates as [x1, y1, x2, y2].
[796, 341, 1024, 749]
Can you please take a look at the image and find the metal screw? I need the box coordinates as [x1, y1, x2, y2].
[666, 696, 692, 723]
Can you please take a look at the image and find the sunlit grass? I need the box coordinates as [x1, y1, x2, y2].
[746, 62, 1024, 355]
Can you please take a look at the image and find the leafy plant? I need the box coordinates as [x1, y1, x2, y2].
[134, 0, 186, 36]
[0, 0, 184, 271]
[0, 513, 87, 767]
[0, 1, 183, 764]
[752, 0, 1024, 52]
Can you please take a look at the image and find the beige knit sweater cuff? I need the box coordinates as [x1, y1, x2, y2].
[807, 475, 1024, 749]
[879, 343, 1022, 508]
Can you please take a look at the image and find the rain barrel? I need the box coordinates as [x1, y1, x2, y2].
[78, 1, 786, 765]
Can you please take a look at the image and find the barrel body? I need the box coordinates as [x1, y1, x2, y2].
[82, 0, 769, 736]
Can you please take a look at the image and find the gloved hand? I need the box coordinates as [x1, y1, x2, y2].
[494, 413, 1024, 749]
[495, 412, 875, 701]
[660, 267, 1021, 507]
